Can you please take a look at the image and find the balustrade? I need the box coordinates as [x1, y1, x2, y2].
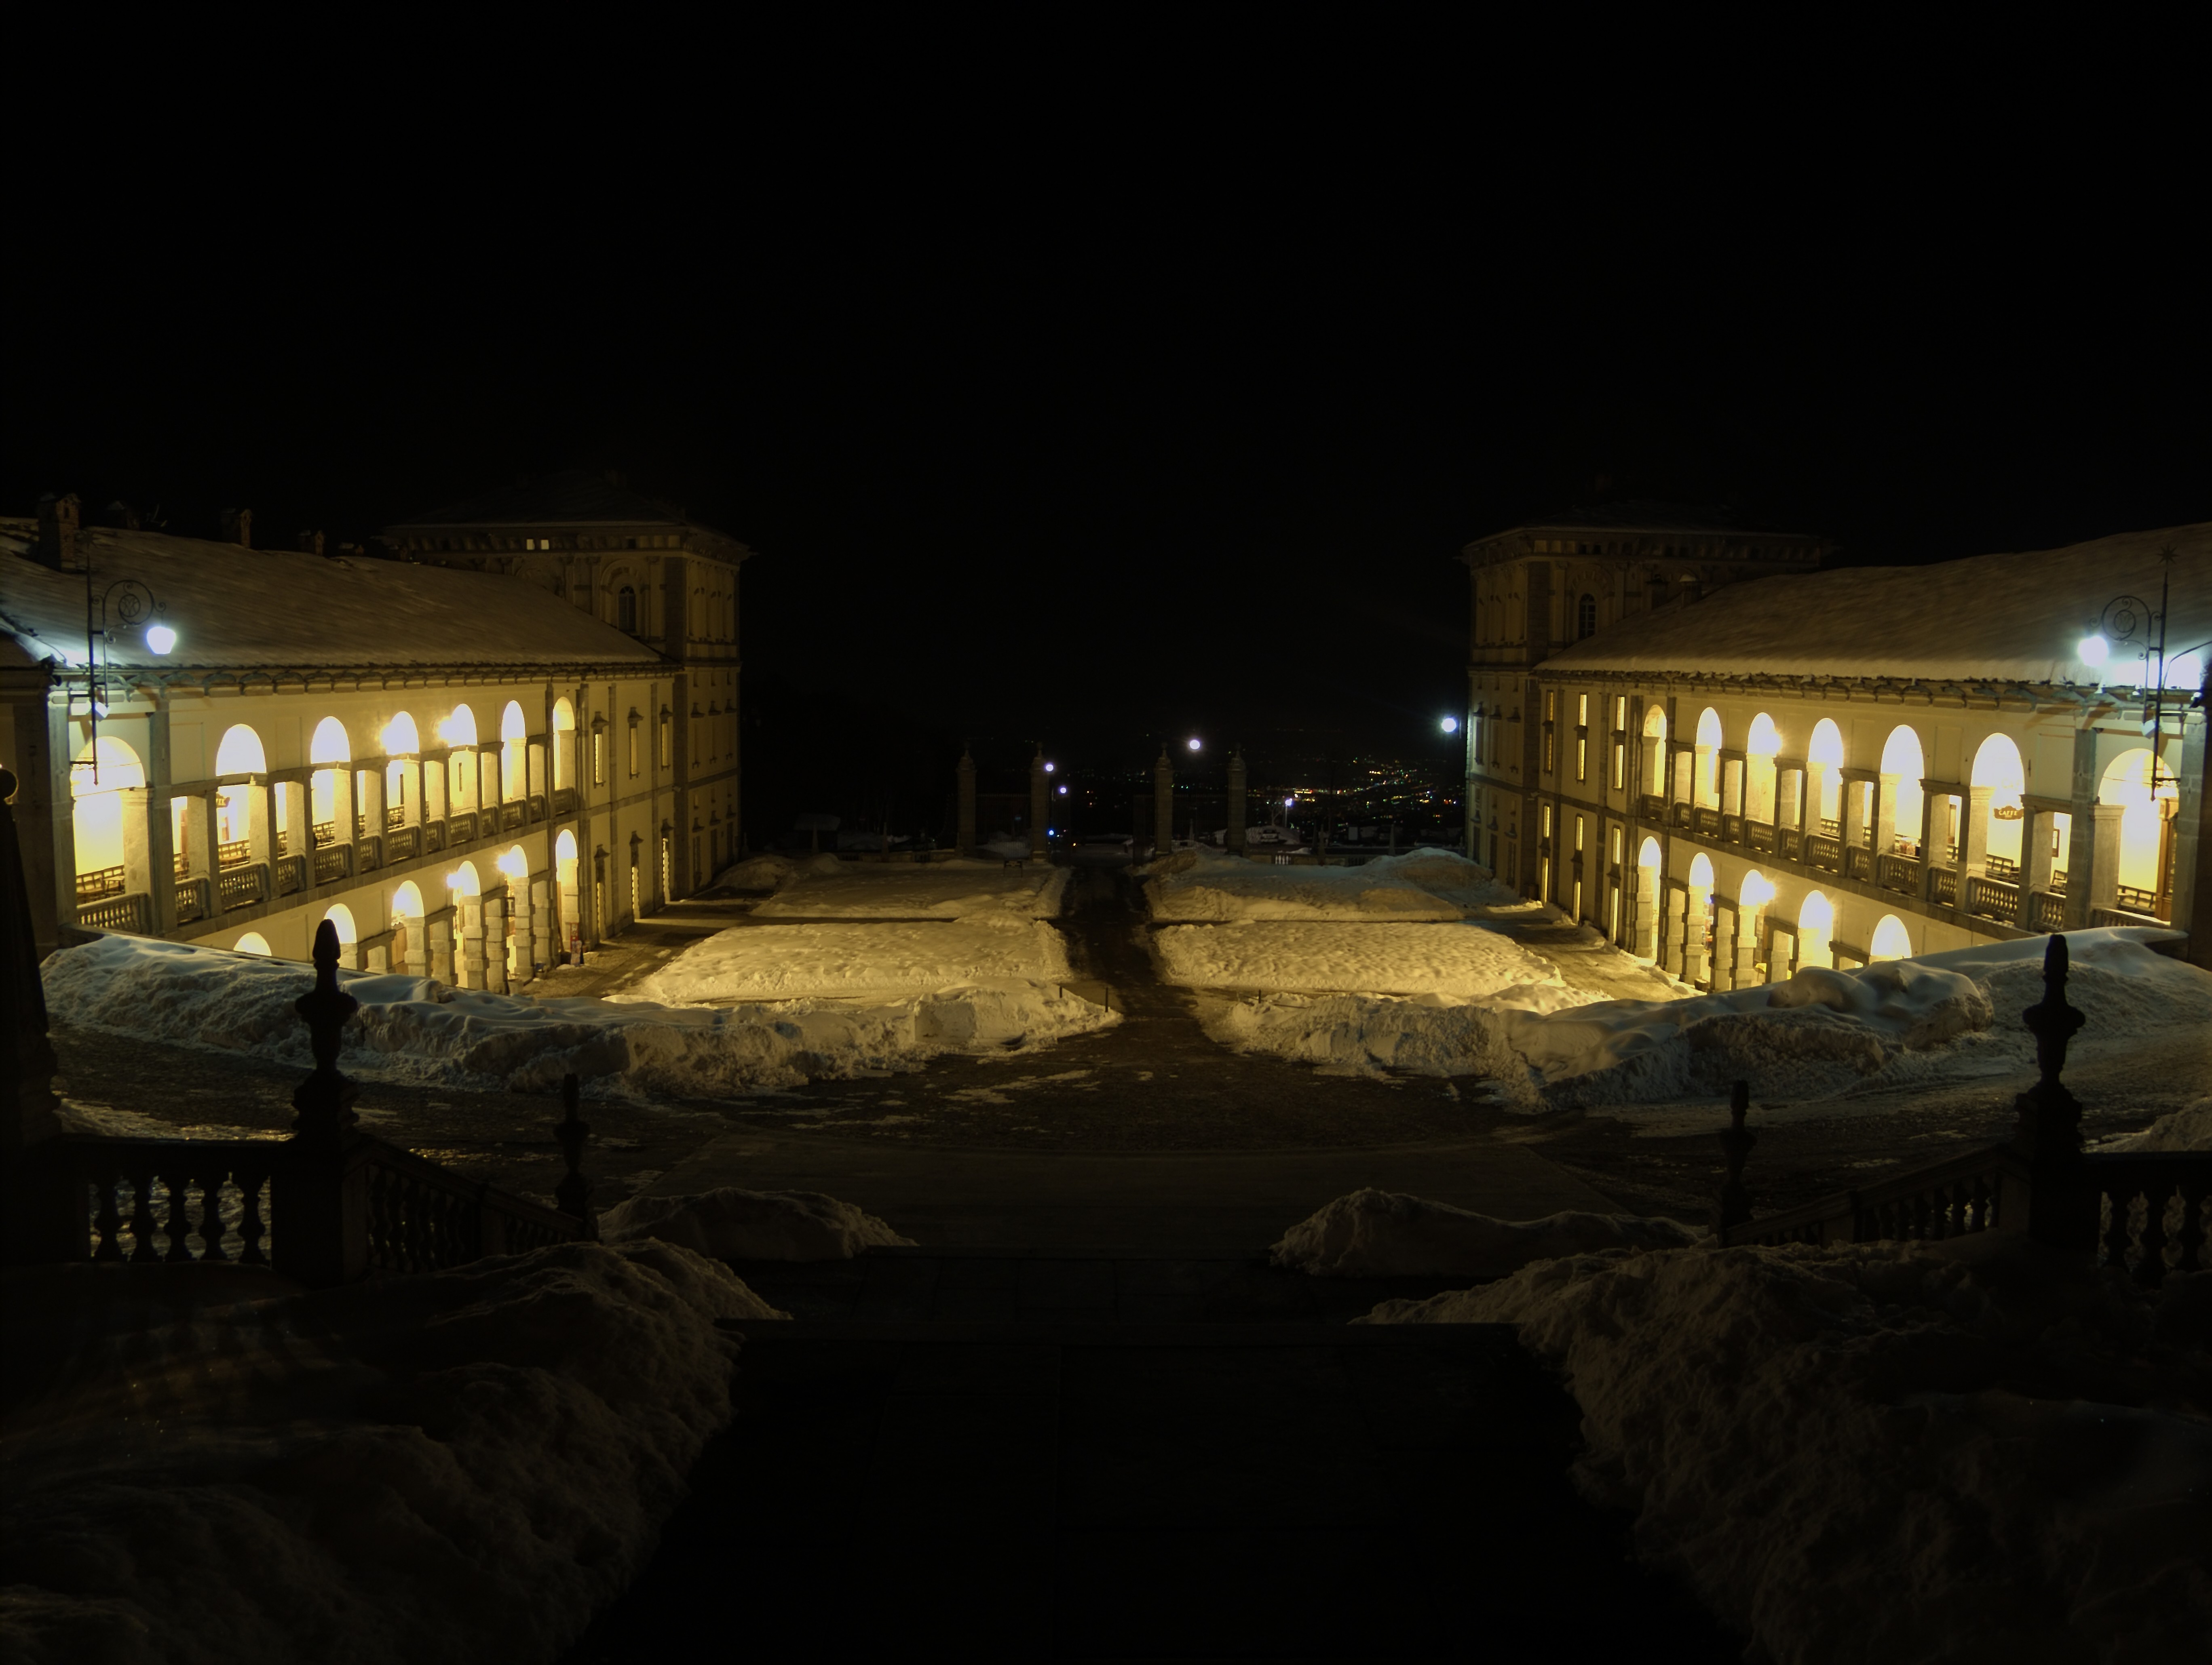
[387, 805, 406, 829]
[1845, 845, 1873, 881]
[1779, 828, 1802, 861]
[357, 834, 382, 873]
[1720, 812, 1743, 844]
[312, 820, 336, 846]
[1669, 800, 1690, 829]
[1965, 874, 2018, 921]
[2028, 891, 2065, 931]
[387, 826, 419, 860]
[219, 864, 269, 911]
[1694, 807, 1721, 838]
[2090, 904, 2159, 929]
[1807, 835, 1841, 873]
[313, 843, 352, 885]
[2116, 883, 2164, 918]
[527, 793, 548, 824]
[52, 1139, 280, 1266]
[173, 851, 191, 881]
[78, 892, 151, 933]
[1877, 853, 1920, 895]
[276, 854, 306, 896]
[1637, 793, 1665, 822]
[1929, 867, 1958, 907]
[1747, 820, 1774, 854]
[424, 821, 446, 853]
[75, 864, 126, 901]
[174, 877, 210, 924]
[1983, 852, 2020, 879]
[501, 801, 525, 833]
[218, 839, 251, 869]
[1818, 818, 1840, 838]
[449, 811, 475, 845]
[2094, 1159, 2210, 1288]
[553, 787, 578, 815]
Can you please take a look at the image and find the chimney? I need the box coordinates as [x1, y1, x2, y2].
[221, 508, 253, 548]
[298, 530, 325, 556]
[1645, 573, 1669, 610]
[35, 493, 83, 572]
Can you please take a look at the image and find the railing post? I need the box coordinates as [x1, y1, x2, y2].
[1715, 1080, 1756, 1241]
[2010, 934, 2094, 1254]
[275, 919, 369, 1287]
[554, 1072, 598, 1241]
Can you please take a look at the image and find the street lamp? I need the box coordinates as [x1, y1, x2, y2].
[1186, 737, 1202, 752]
[2092, 551, 2187, 792]
[77, 571, 165, 784]
[1439, 715, 1459, 734]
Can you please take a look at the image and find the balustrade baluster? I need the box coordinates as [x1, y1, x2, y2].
[237, 1170, 269, 1265]
[2177, 1184, 2207, 1274]
[127, 1172, 160, 1262]
[2100, 1187, 2134, 1277]
[163, 1174, 195, 1262]
[91, 1179, 122, 1260]
[200, 1174, 230, 1262]
[2135, 1181, 2173, 1289]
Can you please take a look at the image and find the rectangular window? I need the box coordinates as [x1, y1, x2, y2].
[1610, 826, 1622, 864]
[659, 714, 671, 769]
[1544, 691, 1556, 722]
[1545, 731, 1556, 773]
[1541, 805, 1553, 837]
[1613, 742, 1625, 790]
[1577, 693, 1588, 725]
[591, 731, 604, 786]
[1614, 695, 1626, 730]
[1575, 816, 1585, 853]
[1576, 736, 1587, 780]
[629, 725, 639, 778]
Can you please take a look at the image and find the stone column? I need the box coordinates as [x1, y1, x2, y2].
[358, 767, 384, 845]
[956, 746, 976, 856]
[1152, 748, 1173, 860]
[1776, 767, 1803, 835]
[1963, 786, 1992, 873]
[1805, 762, 1827, 834]
[428, 908, 455, 984]
[1875, 773, 1899, 854]
[1636, 863, 1658, 959]
[2089, 803, 2124, 913]
[1731, 903, 1761, 988]
[248, 776, 276, 870]
[2062, 728, 2099, 930]
[1228, 750, 1247, 855]
[1029, 746, 1049, 859]
[1683, 887, 1711, 988]
[331, 766, 355, 859]
[2025, 809, 2057, 893]
[532, 875, 552, 975]
[482, 891, 507, 993]
[458, 896, 484, 989]
[120, 786, 155, 914]
[1842, 777, 1868, 853]
[193, 792, 219, 889]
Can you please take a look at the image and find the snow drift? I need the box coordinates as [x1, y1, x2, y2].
[1196, 927, 2210, 1108]
[41, 934, 1118, 1100]
[1157, 918, 1574, 998]
[1363, 1235, 2212, 1664]
[0, 1240, 782, 1665]
[750, 863, 1070, 919]
[1270, 1189, 1699, 1278]
[1145, 846, 1516, 921]
[601, 1187, 915, 1260]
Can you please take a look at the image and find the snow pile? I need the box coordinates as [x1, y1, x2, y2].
[41, 934, 1118, 1100]
[1271, 1189, 1698, 1277]
[1363, 1235, 2212, 1663]
[1145, 847, 1515, 921]
[602, 1187, 916, 1259]
[1192, 927, 2210, 1107]
[0, 1240, 782, 1665]
[751, 864, 1070, 919]
[2097, 1098, 2212, 1153]
[1157, 919, 1573, 998]
[629, 917, 1073, 1000]
[714, 852, 804, 890]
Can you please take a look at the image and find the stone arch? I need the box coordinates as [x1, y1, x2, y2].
[1879, 725, 1927, 855]
[310, 717, 350, 765]
[1808, 718, 1844, 826]
[2101, 747, 2178, 899]
[1633, 835, 1662, 959]
[391, 879, 427, 978]
[323, 902, 357, 968]
[1870, 913, 1913, 961]
[500, 700, 528, 801]
[1745, 713, 1781, 821]
[1694, 708, 1723, 808]
[213, 724, 266, 847]
[1798, 889, 1834, 971]
[552, 696, 577, 790]
[234, 931, 272, 956]
[70, 734, 145, 883]
[1971, 734, 2026, 868]
[309, 717, 351, 834]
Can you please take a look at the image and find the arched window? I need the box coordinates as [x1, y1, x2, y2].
[1577, 594, 1597, 639]
[617, 585, 638, 633]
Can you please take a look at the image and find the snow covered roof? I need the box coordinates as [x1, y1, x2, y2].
[1541, 523, 2212, 687]
[1489, 500, 1804, 535]
[384, 472, 752, 562]
[0, 521, 665, 674]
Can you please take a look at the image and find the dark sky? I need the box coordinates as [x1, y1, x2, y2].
[10, 86, 2205, 816]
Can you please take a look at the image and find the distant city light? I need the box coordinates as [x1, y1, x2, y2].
[145, 624, 177, 655]
[1439, 714, 1459, 734]
[1057, 784, 1068, 795]
[2077, 633, 2109, 669]
[1284, 797, 1294, 808]
[1186, 737, 1201, 752]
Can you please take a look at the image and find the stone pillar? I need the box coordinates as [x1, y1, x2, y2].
[1028, 746, 1049, 859]
[2025, 809, 2057, 893]
[1695, 743, 1716, 807]
[331, 765, 355, 853]
[1963, 786, 1993, 874]
[429, 907, 455, 984]
[1683, 887, 1711, 988]
[1777, 767, 1803, 834]
[2062, 728, 2098, 930]
[194, 792, 219, 885]
[532, 875, 552, 974]
[1842, 777, 1868, 853]
[2088, 803, 2124, 913]
[2172, 713, 2206, 965]
[482, 891, 507, 994]
[1152, 748, 1173, 860]
[248, 777, 276, 869]
[358, 767, 384, 843]
[1805, 762, 1827, 833]
[956, 746, 976, 857]
[1875, 773, 1899, 854]
[119, 786, 155, 911]
[1731, 903, 1761, 988]
[1228, 750, 1247, 855]
[1659, 881, 1679, 971]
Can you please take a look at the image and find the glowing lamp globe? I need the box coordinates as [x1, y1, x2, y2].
[1440, 715, 1459, 734]
[145, 624, 177, 655]
[1186, 737, 1201, 752]
[2077, 633, 2109, 669]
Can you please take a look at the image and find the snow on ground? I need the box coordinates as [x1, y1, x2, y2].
[1144, 847, 1516, 921]
[2094, 1098, 2212, 1153]
[1157, 919, 1573, 999]
[1270, 1189, 1698, 1277]
[41, 932, 1118, 1100]
[751, 862, 1070, 919]
[629, 917, 1072, 1000]
[602, 1187, 916, 1259]
[1180, 926, 2210, 1110]
[1363, 1234, 2212, 1664]
[0, 1240, 781, 1665]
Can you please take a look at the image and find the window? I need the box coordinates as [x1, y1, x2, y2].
[591, 729, 604, 786]
[1610, 826, 1622, 864]
[1577, 594, 1597, 638]
[1544, 691, 1556, 722]
[1577, 735, 1587, 780]
[1541, 805, 1553, 839]
[659, 709, 672, 769]
[1575, 816, 1585, 854]
[628, 722, 639, 778]
[1577, 694, 1588, 725]
[617, 586, 638, 633]
[1614, 696, 1626, 730]
[1613, 740, 1626, 790]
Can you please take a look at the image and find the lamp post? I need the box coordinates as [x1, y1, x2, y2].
[78, 569, 170, 784]
[2079, 549, 2185, 794]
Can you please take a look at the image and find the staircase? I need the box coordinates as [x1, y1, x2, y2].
[560, 1252, 1741, 1661]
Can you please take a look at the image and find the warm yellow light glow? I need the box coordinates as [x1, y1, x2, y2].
[381, 712, 420, 755]
[234, 932, 272, 956]
[1740, 870, 1776, 907]
[1870, 915, 1912, 961]
[309, 717, 350, 765]
[214, 724, 266, 776]
[1746, 714, 1780, 757]
[498, 847, 528, 880]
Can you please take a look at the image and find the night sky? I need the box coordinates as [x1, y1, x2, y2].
[10, 101, 2204, 832]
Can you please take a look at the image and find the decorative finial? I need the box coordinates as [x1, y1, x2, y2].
[289, 920, 360, 1143]
[2022, 933, 2085, 1090]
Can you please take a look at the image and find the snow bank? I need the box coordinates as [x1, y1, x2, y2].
[751, 864, 1070, 919]
[2097, 1098, 2212, 1153]
[1145, 847, 1515, 921]
[602, 1187, 916, 1260]
[629, 917, 1072, 1001]
[1364, 1236, 2212, 1664]
[1157, 919, 1572, 997]
[1194, 927, 2210, 1108]
[41, 934, 1118, 1101]
[1271, 1189, 1698, 1277]
[0, 1240, 781, 1665]
[715, 852, 803, 890]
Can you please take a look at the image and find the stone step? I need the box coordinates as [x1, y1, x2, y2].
[562, 1312, 1739, 1661]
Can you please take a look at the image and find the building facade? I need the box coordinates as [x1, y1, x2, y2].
[1461, 504, 1828, 892]
[2, 481, 745, 980]
[1463, 521, 2209, 979]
